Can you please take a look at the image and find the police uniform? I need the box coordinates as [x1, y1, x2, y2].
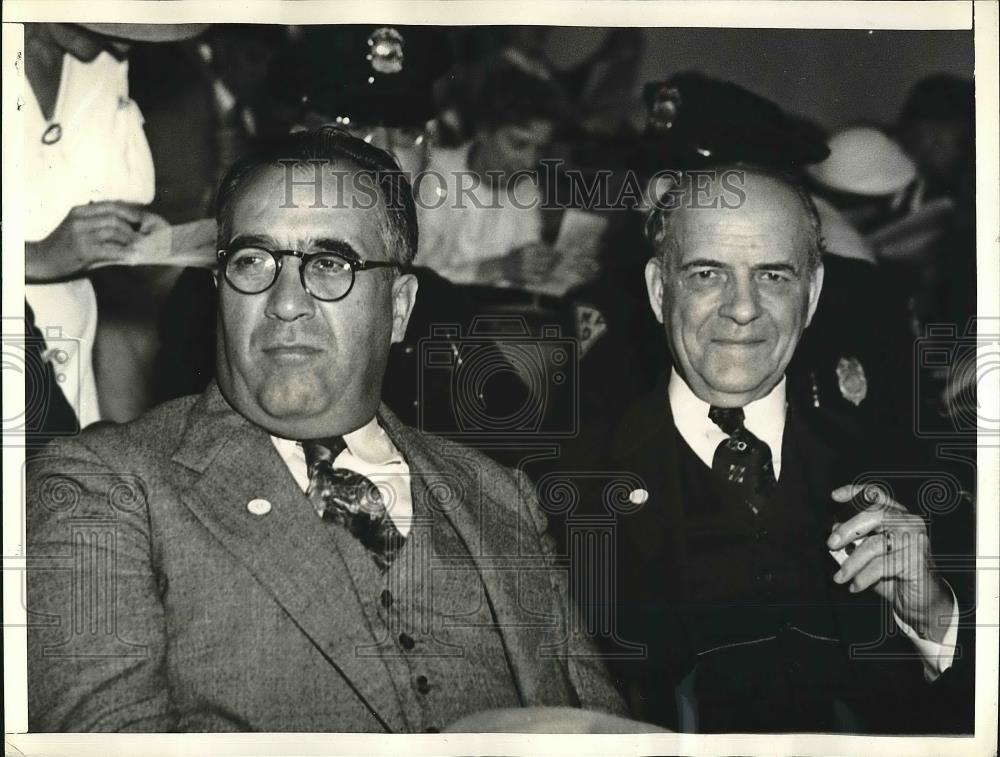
[541, 73, 975, 732]
[562, 70, 921, 476]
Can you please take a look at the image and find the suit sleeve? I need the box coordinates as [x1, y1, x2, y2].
[26, 438, 175, 732]
[513, 469, 630, 717]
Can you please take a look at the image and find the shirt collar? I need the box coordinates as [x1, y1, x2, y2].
[270, 415, 403, 467]
[667, 368, 787, 477]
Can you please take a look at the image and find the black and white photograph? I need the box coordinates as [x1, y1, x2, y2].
[2, 1, 997, 754]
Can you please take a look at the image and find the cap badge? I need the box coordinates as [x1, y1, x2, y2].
[649, 85, 682, 131]
[369, 27, 404, 75]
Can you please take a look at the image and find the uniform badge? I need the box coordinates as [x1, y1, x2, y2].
[836, 356, 868, 406]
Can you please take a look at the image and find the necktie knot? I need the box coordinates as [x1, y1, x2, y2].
[708, 405, 746, 436]
[301, 436, 403, 569]
[302, 437, 347, 471]
[707, 405, 776, 514]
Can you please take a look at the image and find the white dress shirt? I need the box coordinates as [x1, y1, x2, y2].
[667, 369, 957, 680]
[270, 417, 413, 537]
[668, 369, 787, 479]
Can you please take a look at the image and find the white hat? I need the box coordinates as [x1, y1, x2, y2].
[807, 126, 917, 196]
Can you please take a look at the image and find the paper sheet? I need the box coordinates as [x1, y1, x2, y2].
[121, 218, 218, 269]
[527, 209, 607, 297]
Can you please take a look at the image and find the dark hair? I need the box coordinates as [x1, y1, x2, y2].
[645, 163, 826, 272]
[215, 126, 418, 267]
[899, 74, 975, 126]
[468, 52, 571, 133]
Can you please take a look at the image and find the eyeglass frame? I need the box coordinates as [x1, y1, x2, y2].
[217, 245, 400, 302]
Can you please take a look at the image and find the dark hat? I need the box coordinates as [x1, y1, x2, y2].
[301, 25, 452, 129]
[633, 71, 830, 173]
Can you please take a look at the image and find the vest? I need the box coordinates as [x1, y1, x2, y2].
[669, 434, 859, 732]
[328, 476, 522, 733]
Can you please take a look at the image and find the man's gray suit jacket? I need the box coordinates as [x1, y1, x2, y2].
[26, 381, 626, 731]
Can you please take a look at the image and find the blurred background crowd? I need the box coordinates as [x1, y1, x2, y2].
[23, 23, 977, 485]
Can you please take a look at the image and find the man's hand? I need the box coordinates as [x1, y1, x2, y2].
[828, 483, 954, 643]
[26, 202, 168, 282]
[444, 706, 669, 733]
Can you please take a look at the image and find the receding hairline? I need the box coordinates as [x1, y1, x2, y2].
[650, 166, 825, 272]
[219, 158, 398, 255]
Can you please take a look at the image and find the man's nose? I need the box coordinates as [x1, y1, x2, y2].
[264, 260, 316, 321]
[718, 276, 762, 324]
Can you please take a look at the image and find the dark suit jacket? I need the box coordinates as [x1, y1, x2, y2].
[569, 378, 974, 734]
[26, 381, 625, 732]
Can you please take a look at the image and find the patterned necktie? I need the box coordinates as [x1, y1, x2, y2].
[302, 437, 404, 569]
[708, 406, 777, 516]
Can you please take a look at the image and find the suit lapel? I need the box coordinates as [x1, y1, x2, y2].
[783, 405, 887, 645]
[170, 383, 407, 732]
[611, 379, 690, 605]
[377, 406, 569, 706]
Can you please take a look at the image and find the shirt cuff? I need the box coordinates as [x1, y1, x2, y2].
[893, 582, 960, 682]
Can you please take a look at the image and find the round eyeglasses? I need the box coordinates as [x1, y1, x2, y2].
[217, 247, 398, 302]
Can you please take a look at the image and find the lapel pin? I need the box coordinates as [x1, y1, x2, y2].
[628, 488, 649, 506]
[247, 498, 272, 516]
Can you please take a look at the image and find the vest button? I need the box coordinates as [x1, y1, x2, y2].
[398, 632, 415, 650]
[380, 589, 393, 608]
[415, 674, 431, 694]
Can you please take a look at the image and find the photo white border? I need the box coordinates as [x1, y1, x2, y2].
[3, 2, 997, 755]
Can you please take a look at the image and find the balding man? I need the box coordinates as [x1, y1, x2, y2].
[570, 166, 973, 733]
[25, 128, 639, 733]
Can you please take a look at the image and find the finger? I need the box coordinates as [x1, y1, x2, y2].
[834, 532, 890, 585]
[848, 551, 893, 593]
[88, 219, 140, 248]
[93, 228, 135, 249]
[831, 483, 905, 510]
[827, 507, 886, 549]
[828, 484, 908, 549]
[74, 201, 144, 226]
[137, 211, 169, 234]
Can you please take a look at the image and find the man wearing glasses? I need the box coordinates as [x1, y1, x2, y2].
[25, 128, 637, 733]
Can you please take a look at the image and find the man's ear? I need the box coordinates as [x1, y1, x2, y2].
[390, 272, 419, 343]
[804, 261, 825, 328]
[644, 257, 666, 325]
